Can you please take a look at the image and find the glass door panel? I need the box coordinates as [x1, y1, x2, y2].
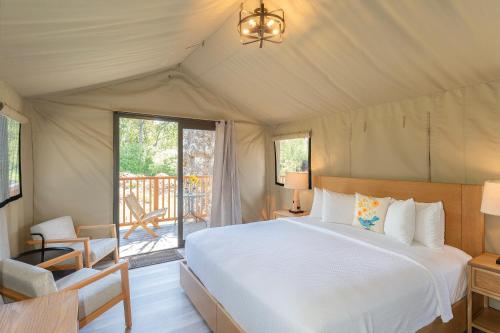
[181, 128, 215, 241]
[117, 116, 179, 257]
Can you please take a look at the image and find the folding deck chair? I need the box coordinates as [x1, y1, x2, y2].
[124, 193, 167, 239]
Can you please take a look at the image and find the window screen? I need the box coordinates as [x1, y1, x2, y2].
[0, 115, 21, 208]
[274, 133, 311, 187]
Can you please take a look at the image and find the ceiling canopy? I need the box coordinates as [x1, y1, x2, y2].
[2, 0, 500, 125]
[184, 0, 500, 124]
[0, 0, 239, 96]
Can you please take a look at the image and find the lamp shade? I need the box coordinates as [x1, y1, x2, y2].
[284, 172, 308, 190]
[481, 180, 500, 216]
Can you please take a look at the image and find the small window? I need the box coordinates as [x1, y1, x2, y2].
[0, 115, 21, 208]
[274, 132, 311, 187]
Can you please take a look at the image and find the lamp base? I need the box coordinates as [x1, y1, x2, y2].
[289, 209, 304, 214]
[497, 256, 500, 265]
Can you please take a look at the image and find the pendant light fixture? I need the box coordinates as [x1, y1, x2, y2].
[237, 0, 285, 48]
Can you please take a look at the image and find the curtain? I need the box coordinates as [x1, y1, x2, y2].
[0, 116, 9, 203]
[210, 120, 242, 227]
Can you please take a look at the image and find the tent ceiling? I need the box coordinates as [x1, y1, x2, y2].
[0, 0, 239, 96]
[2, 1, 500, 125]
[184, 0, 500, 124]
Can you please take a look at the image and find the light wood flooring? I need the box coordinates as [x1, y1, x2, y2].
[80, 260, 210, 333]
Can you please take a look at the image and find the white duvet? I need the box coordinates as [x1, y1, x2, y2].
[185, 217, 470, 333]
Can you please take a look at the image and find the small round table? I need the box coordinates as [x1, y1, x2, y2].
[14, 247, 75, 280]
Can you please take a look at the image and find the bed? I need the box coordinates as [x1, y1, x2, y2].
[180, 176, 485, 333]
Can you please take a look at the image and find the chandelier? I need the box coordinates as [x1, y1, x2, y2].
[237, 0, 285, 48]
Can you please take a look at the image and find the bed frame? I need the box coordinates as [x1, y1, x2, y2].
[180, 176, 485, 333]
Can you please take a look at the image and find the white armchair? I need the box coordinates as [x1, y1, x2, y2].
[27, 216, 118, 268]
[0, 251, 132, 329]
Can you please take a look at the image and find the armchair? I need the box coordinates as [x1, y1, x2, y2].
[27, 216, 118, 268]
[0, 251, 132, 329]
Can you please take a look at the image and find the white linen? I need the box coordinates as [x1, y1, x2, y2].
[415, 202, 445, 249]
[186, 216, 470, 333]
[309, 187, 323, 218]
[384, 199, 416, 245]
[321, 190, 354, 224]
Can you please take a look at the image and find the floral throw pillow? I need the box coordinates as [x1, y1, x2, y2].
[352, 193, 391, 233]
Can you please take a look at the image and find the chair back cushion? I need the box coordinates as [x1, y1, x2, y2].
[0, 259, 57, 300]
[31, 216, 77, 244]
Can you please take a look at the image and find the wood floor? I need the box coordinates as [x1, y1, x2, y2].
[80, 260, 210, 333]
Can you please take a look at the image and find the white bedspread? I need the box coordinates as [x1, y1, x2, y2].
[185, 217, 470, 333]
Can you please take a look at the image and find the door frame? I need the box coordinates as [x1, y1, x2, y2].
[113, 112, 215, 251]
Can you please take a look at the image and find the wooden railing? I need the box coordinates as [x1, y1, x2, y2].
[119, 175, 212, 227]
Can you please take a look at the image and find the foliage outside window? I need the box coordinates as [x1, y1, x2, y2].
[274, 133, 311, 187]
[0, 115, 21, 208]
[119, 118, 178, 176]
[119, 118, 215, 178]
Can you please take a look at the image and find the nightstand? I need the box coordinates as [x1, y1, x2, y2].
[272, 209, 309, 219]
[467, 253, 500, 333]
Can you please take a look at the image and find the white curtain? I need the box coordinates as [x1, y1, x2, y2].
[210, 120, 242, 227]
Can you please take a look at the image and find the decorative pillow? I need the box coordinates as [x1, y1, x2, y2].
[322, 190, 355, 224]
[352, 193, 391, 233]
[384, 199, 416, 244]
[414, 202, 445, 249]
[309, 187, 324, 218]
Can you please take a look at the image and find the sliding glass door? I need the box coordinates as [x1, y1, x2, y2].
[113, 113, 215, 256]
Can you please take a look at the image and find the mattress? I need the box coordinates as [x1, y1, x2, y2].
[185, 216, 471, 333]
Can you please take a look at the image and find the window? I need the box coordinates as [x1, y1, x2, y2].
[0, 115, 21, 208]
[274, 132, 311, 187]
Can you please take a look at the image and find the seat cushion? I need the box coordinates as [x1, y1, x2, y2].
[31, 216, 77, 248]
[56, 268, 122, 319]
[0, 259, 57, 301]
[69, 238, 117, 265]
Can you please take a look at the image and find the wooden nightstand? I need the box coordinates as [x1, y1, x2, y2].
[272, 209, 309, 219]
[467, 253, 500, 333]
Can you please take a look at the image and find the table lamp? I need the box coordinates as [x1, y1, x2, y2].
[284, 172, 309, 213]
[480, 180, 500, 265]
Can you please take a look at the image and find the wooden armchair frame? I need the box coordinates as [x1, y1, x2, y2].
[26, 224, 118, 268]
[0, 251, 132, 329]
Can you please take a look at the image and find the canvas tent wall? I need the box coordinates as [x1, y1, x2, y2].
[270, 80, 500, 256]
[0, 82, 33, 256]
[25, 69, 269, 232]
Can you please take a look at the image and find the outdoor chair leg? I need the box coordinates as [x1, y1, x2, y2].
[123, 224, 139, 239]
[141, 222, 159, 238]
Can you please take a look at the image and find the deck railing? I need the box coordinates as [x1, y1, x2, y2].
[119, 175, 212, 227]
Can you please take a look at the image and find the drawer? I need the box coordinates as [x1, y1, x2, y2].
[472, 267, 500, 297]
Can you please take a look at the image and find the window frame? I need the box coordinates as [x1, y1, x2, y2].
[0, 119, 22, 209]
[273, 133, 312, 189]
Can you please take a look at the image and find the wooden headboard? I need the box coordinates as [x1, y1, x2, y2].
[314, 176, 485, 257]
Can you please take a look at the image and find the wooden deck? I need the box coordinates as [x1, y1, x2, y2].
[119, 220, 207, 258]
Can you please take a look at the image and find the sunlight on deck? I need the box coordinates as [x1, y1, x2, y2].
[119, 220, 207, 257]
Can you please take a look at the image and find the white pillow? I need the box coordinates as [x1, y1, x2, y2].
[414, 202, 445, 249]
[352, 193, 392, 233]
[310, 187, 324, 218]
[322, 190, 355, 224]
[384, 199, 416, 245]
